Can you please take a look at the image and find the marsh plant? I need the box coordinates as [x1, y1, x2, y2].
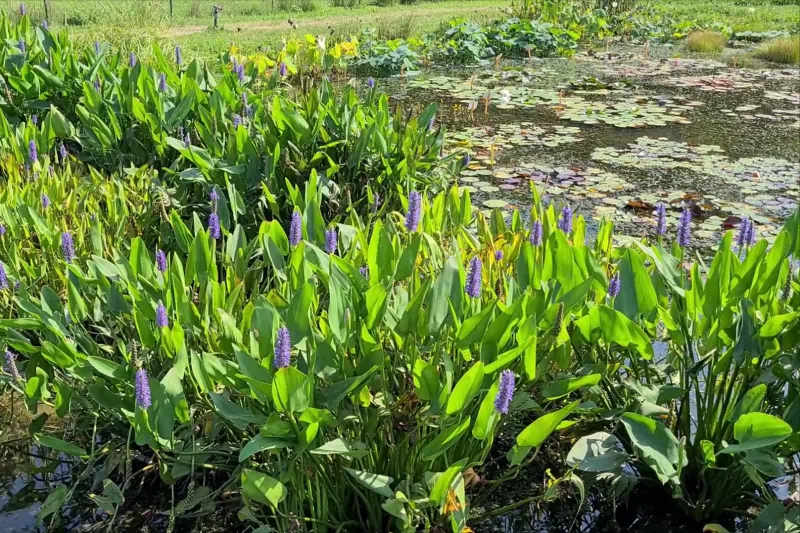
[0, 9, 799, 533]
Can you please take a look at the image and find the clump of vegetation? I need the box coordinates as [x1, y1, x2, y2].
[686, 30, 727, 53]
[753, 35, 800, 64]
[2, 7, 800, 533]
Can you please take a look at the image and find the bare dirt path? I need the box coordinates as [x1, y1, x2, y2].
[162, 5, 503, 37]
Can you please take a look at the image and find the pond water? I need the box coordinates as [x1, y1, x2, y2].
[391, 44, 799, 252]
[2, 43, 799, 533]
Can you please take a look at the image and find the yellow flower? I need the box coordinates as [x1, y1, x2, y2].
[443, 489, 463, 514]
[340, 41, 358, 56]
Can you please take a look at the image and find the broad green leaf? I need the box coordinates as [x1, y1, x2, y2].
[34, 434, 86, 456]
[542, 374, 602, 400]
[615, 249, 657, 321]
[271, 366, 309, 413]
[566, 431, 628, 472]
[344, 468, 394, 498]
[720, 412, 792, 455]
[310, 438, 368, 458]
[210, 393, 267, 429]
[239, 435, 293, 462]
[241, 469, 287, 508]
[517, 401, 579, 448]
[421, 417, 471, 461]
[621, 413, 685, 486]
[445, 362, 484, 415]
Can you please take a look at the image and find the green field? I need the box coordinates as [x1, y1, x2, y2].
[5, 0, 797, 60]
[2, 0, 506, 59]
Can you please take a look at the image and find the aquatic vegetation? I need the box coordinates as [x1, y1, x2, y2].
[1, 7, 799, 533]
[558, 97, 695, 127]
[754, 35, 800, 65]
[686, 30, 727, 53]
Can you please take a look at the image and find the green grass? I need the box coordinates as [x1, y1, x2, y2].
[3, 0, 505, 60]
[3, 0, 502, 28]
[652, 0, 800, 33]
[686, 30, 727, 53]
[753, 34, 800, 64]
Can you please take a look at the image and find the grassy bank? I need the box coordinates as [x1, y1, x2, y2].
[652, 0, 800, 33]
[4, 0, 798, 61]
[3, 0, 507, 60]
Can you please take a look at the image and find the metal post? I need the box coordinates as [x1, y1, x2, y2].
[169, 0, 174, 17]
[43, 0, 50, 20]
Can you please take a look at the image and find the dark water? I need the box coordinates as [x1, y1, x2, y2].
[390, 47, 799, 250]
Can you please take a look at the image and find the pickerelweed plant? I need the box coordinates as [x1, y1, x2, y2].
[1, 179, 604, 532]
[4, 171, 799, 531]
[0, 13, 448, 224]
[566, 210, 800, 525]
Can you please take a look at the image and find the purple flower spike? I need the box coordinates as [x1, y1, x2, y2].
[41, 193, 50, 209]
[94, 41, 100, 54]
[129, 51, 137, 68]
[530, 220, 543, 246]
[28, 140, 37, 163]
[558, 205, 573, 235]
[235, 63, 245, 83]
[608, 273, 621, 298]
[738, 217, 756, 250]
[232, 113, 241, 128]
[494, 369, 515, 414]
[274, 326, 291, 369]
[4, 349, 21, 381]
[744, 219, 756, 246]
[677, 209, 692, 248]
[155, 250, 167, 273]
[367, 77, 375, 89]
[465, 256, 483, 299]
[462, 153, 471, 167]
[156, 301, 169, 328]
[405, 191, 422, 232]
[158, 73, 167, 92]
[93, 79, 100, 92]
[61, 231, 75, 263]
[135, 368, 151, 409]
[19, 39, 25, 53]
[325, 227, 338, 255]
[209, 187, 219, 204]
[42, 19, 48, 30]
[19, 4, 26, 16]
[0, 225, 5, 236]
[175, 46, 182, 66]
[31, 115, 38, 125]
[183, 130, 191, 147]
[289, 210, 302, 247]
[0, 262, 8, 290]
[208, 212, 221, 239]
[655, 203, 667, 235]
[279, 62, 287, 77]
[494, 250, 504, 261]
[736, 216, 750, 250]
[59, 143, 67, 161]
[359, 266, 369, 279]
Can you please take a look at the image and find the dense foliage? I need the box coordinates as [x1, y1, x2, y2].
[1, 9, 800, 533]
[2, 14, 446, 222]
